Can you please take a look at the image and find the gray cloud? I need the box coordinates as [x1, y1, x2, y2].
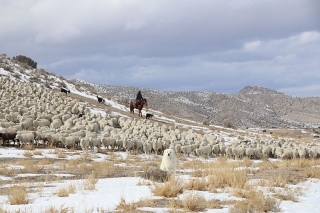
[1, 0, 319, 97]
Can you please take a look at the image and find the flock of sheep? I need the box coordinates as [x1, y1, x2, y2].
[0, 78, 319, 161]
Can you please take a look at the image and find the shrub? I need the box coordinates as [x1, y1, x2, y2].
[182, 192, 207, 212]
[6, 185, 28, 205]
[151, 177, 184, 198]
[13, 55, 37, 69]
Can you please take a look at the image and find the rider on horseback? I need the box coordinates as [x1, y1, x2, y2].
[136, 91, 143, 107]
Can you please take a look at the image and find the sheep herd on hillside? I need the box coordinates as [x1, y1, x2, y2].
[0, 78, 319, 160]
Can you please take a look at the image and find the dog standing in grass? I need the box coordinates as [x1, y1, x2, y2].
[160, 148, 177, 176]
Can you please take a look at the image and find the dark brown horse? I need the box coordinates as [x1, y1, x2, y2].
[130, 98, 147, 117]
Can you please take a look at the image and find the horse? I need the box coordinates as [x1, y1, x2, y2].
[130, 98, 147, 117]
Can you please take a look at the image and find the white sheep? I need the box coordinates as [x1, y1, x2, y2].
[123, 139, 134, 153]
[196, 145, 212, 157]
[211, 144, 220, 157]
[181, 144, 192, 156]
[232, 147, 245, 159]
[143, 141, 152, 155]
[33, 119, 50, 129]
[280, 149, 293, 159]
[245, 148, 255, 159]
[89, 137, 101, 151]
[100, 137, 116, 150]
[80, 137, 90, 151]
[16, 131, 35, 147]
[60, 136, 76, 149]
[152, 140, 163, 155]
[50, 119, 63, 129]
[298, 148, 308, 158]
[309, 149, 319, 159]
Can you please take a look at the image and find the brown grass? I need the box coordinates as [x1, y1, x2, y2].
[207, 169, 247, 191]
[6, 185, 29, 205]
[56, 150, 67, 158]
[151, 177, 184, 198]
[83, 171, 98, 190]
[181, 192, 207, 212]
[136, 196, 155, 208]
[43, 204, 73, 213]
[229, 189, 281, 213]
[183, 178, 207, 191]
[0, 166, 15, 176]
[56, 187, 69, 197]
[23, 151, 33, 157]
[273, 186, 304, 202]
[33, 149, 43, 156]
[23, 144, 34, 150]
[115, 196, 137, 211]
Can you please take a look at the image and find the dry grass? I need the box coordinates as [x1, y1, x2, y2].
[43, 204, 73, 213]
[206, 199, 224, 209]
[33, 149, 43, 156]
[23, 151, 33, 158]
[83, 171, 98, 190]
[0, 166, 15, 176]
[229, 189, 281, 213]
[136, 196, 155, 208]
[22, 144, 34, 150]
[151, 177, 184, 198]
[115, 196, 137, 211]
[6, 185, 29, 205]
[181, 192, 207, 212]
[56, 186, 69, 197]
[207, 169, 247, 191]
[56, 149, 67, 158]
[183, 178, 207, 191]
[273, 186, 304, 202]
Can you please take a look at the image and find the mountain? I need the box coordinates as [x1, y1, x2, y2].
[79, 83, 320, 129]
[1, 54, 320, 129]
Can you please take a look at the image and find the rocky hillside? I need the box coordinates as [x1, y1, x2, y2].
[77, 81, 320, 129]
[1, 54, 320, 129]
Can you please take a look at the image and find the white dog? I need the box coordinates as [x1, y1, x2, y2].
[160, 148, 177, 175]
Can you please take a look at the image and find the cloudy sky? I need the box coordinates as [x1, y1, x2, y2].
[1, 0, 319, 97]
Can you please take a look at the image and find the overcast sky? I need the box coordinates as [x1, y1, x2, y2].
[1, 0, 319, 97]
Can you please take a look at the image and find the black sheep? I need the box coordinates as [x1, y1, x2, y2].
[0, 132, 18, 146]
[96, 95, 105, 104]
[61, 87, 70, 95]
[146, 113, 154, 119]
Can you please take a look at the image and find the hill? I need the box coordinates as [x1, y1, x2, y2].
[1, 54, 320, 129]
[78, 81, 320, 129]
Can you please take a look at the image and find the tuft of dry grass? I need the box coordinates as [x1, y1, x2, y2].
[273, 186, 304, 202]
[206, 199, 224, 209]
[6, 185, 29, 205]
[268, 174, 289, 188]
[136, 196, 155, 208]
[83, 171, 98, 190]
[207, 169, 247, 191]
[56, 187, 69, 197]
[151, 177, 184, 198]
[23, 151, 33, 158]
[56, 149, 67, 158]
[23, 144, 34, 150]
[43, 204, 73, 213]
[229, 189, 281, 213]
[115, 196, 137, 211]
[181, 192, 207, 212]
[0, 166, 15, 176]
[33, 149, 43, 156]
[183, 178, 207, 191]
